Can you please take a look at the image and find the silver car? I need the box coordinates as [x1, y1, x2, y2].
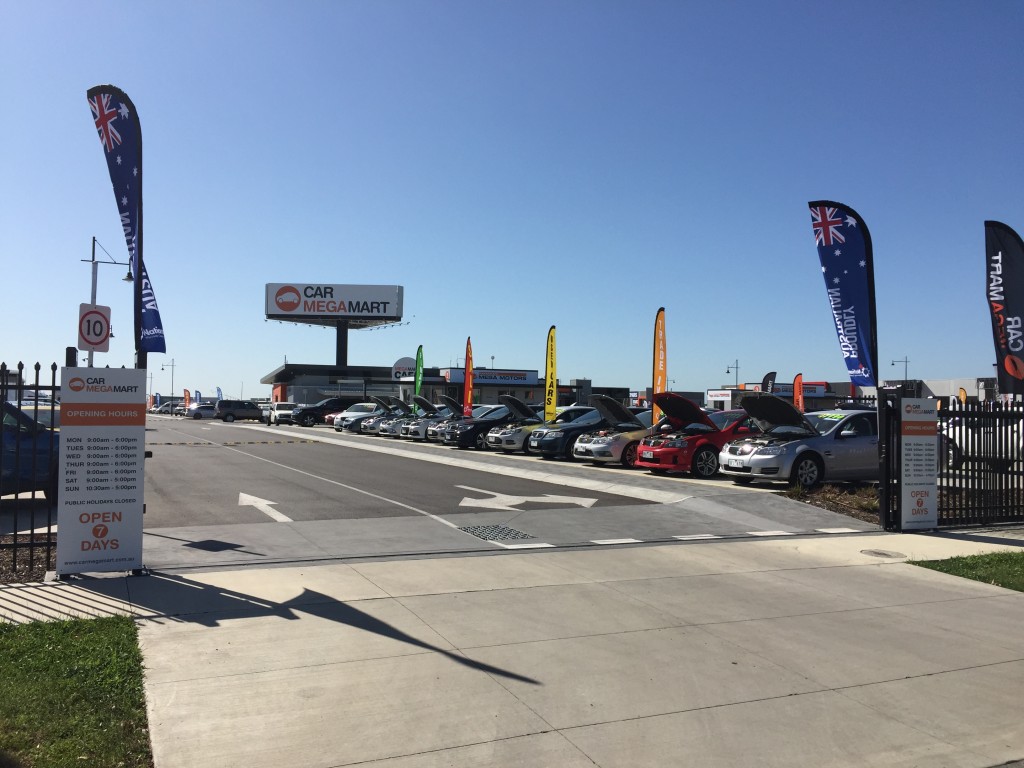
[719, 394, 879, 488]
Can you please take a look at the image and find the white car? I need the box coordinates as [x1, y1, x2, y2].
[150, 402, 175, 414]
[332, 402, 379, 431]
[267, 402, 297, 425]
[573, 396, 661, 468]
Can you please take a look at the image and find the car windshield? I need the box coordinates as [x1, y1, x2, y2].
[803, 413, 849, 435]
[549, 408, 590, 424]
[709, 411, 744, 430]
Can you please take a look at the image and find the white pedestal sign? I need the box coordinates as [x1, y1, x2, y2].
[900, 398, 939, 530]
[56, 367, 146, 575]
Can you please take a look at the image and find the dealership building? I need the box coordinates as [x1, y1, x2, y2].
[259, 283, 626, 406]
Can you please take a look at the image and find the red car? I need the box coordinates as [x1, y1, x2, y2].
[636, 393, 760, 478]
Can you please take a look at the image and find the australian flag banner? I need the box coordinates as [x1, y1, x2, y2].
[87, 85, 166, 354]
[985, 221, 1024, 396]
[808, 201, 878, 387]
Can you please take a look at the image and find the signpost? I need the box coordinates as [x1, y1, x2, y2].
[78, 303, 111, 353]
[56, 367, 146, 575]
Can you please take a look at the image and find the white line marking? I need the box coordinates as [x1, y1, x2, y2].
[815, 527, 862, 534]
[492, 542, 556, 549]
[240, 424, 691, 503]
[673, 533, 721, 540]
[591, 538, 642, 545]
[747, 530, 796, 537]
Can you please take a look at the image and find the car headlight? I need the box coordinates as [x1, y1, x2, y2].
[755, 446, 786, 456]
[546, 430, 564, 439]
[665, 438, 688, 448]
[592, 436, 614, 445]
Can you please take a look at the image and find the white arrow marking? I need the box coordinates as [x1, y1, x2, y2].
[456, 485, 598, 512]
[238, 492, 292, 522]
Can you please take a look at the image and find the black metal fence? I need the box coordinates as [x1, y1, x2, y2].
[1, 361, 59, 579]
[880, 392, 1024, 529]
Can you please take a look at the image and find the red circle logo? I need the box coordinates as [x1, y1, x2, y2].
[1005, 356, 1024, 381]
[69, 378, 86, 391]
[92, 524, 108, 538]
[274, 286, 301, 312]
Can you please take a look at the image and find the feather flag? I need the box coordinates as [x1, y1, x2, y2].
[652, 308, 666, 423]
[808, 201, 877, 387]
[415, 345, 424, 397]
[760, 371, 777, 394]
[86, 85, 166, 359]
[793, 373, 804, 413]
[544, 326, 557, 422]
[985, 221, 1024, 396]
[463, 338, 474, 416]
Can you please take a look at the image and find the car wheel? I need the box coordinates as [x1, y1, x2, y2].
[301, 414, 317, 427]
[789, 453, 824, 489]
[621, 441, 640, 468]
[563, 441, 576, 460]
[224, 414, 235, 423]
[474, 432, 488, 450]
[521, 439, 532, 455]
[691, 447, 719, 479]
[193, 411, 203, 419]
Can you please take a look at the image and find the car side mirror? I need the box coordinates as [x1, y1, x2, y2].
[839, 429, 856, 439]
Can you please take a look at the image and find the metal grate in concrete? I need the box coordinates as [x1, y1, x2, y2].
[459, 524, 534, 541]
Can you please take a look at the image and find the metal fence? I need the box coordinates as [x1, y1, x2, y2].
[1, 361, 59, 578]
[880, 392, 1024, 529]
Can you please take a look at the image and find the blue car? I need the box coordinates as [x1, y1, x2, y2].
[2, 401, 59, 500]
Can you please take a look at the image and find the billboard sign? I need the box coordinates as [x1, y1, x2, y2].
[899, 398, 938, 530]
[265, 284, 404, 327]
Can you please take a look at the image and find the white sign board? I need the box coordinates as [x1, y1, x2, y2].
[78, 303, 111, 352]
[56, 368, 146, 575]
[264, 283, 403, 322]
[900, 398, 939, 530]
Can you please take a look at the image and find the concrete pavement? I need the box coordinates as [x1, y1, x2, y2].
[2, 530, 1023, 767]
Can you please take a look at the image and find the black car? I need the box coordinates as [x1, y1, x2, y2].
[291, 397, 366, 427]
[529, 402, 648, 459]
[442, 404, 514, 449]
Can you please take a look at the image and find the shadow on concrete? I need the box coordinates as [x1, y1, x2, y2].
[76, 572, 541, 686]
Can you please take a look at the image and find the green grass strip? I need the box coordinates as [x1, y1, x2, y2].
[0, 616, 153, 768]
[913, 550, 1024, 593]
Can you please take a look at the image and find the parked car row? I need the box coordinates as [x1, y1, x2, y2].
[297, 390, 883, 488]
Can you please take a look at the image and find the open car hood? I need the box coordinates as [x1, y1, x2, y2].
[498, 394, 541, 421]
[739, 393, 818, 433]
[369, 396, 394, 413]
[412, 395, 438, 415]
[438, 395, 464, 415]
[652, 393, 715, 430]
[590, 394, 645, 428]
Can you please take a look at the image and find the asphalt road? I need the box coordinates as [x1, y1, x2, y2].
[121, 416, 881, 571]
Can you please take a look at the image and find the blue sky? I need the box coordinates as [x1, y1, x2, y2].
[3, 1, 1022, 399]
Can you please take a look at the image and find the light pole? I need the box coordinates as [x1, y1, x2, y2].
[725, 360, 740, 388]
[82, 236, 133, 367]
[162, 359, 176, 408]
[891, 357, 909, 383]
[490, 355, 494, 369]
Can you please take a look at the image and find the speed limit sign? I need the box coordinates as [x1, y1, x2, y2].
[78, 303, 112, 352]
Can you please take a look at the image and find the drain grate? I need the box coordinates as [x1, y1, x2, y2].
[459, 524, 534, 541]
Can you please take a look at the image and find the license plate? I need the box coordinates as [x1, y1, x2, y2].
[641, 450, 654, 459]
[728, 459, 741, 467]
[529, 440, 539, 447]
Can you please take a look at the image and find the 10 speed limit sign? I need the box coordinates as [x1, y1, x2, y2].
[78, 303, 112, 352]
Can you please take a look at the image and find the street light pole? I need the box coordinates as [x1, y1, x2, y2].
[162, 359, 176, 408]
[726, 360, 740, 388]
[83, 236, 134, 368]
[891, 357, 909, 383]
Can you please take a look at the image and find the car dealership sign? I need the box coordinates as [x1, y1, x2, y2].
[265, 284, 404, 327]
[56, 367, 146, 575]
